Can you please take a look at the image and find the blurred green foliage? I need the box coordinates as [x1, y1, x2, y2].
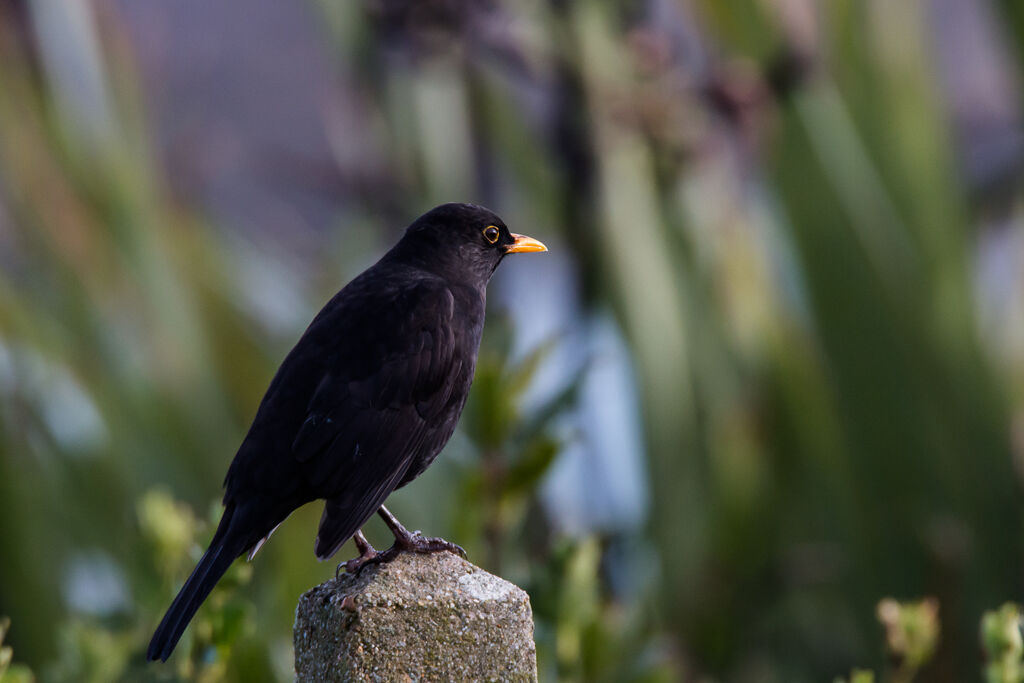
[982, 604, 1024, 683]
[875, 598, 940, 683]
[0, 618, 34, 683]
[836, 671, 876, 683]
[834, 599, 1024, 683]
[2, 0, 1024, 681]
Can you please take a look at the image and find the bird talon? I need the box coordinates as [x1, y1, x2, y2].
[346, 554, 379, 575]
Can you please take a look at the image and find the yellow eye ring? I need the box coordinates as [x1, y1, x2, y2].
[483, 226, 500, 244]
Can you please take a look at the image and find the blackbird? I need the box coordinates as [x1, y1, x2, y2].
[146, 203, 546, 661]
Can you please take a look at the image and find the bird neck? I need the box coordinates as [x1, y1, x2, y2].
[383, 234, 499, 288]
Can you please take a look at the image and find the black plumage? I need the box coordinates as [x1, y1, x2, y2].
[146, 203, 546, 662]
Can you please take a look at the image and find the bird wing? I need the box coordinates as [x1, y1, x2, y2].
[287, 278, 463, 559]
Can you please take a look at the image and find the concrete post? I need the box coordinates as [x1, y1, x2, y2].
[294, 551, 538, 682]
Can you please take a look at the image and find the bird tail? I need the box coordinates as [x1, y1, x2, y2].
[146, 505, 249, 662]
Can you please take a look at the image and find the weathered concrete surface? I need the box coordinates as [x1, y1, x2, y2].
[294, 551, 538, 682]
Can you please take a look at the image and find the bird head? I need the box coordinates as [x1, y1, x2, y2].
[394, 203, 547, 283]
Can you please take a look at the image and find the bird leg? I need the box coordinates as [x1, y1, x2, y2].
[337, 530, 380, 577]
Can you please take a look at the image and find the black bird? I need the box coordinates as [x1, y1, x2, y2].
[146, 203, 546, 661]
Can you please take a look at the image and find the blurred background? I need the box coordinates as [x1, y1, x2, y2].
[1, 0, 1024, 681]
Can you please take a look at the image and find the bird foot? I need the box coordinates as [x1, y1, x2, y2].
[339, 548, 381, 576]
[342, 531, 466, 575]
[375, 505, 466, 560]
[370, 532, 467, 568]
[394, 530, 467, 558]
[337, 530, 382, 577]
[340, 507, 466, 576]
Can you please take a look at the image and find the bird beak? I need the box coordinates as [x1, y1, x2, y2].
[504, 233, 548, 254]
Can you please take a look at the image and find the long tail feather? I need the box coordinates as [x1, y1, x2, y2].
[146, 509, 248, 662]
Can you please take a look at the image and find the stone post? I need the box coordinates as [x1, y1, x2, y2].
[294, 551, 538, 682]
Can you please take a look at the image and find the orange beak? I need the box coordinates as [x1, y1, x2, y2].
[504, 233, 548, 254]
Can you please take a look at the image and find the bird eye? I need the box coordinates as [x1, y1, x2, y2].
[483, 226, 500, 244]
